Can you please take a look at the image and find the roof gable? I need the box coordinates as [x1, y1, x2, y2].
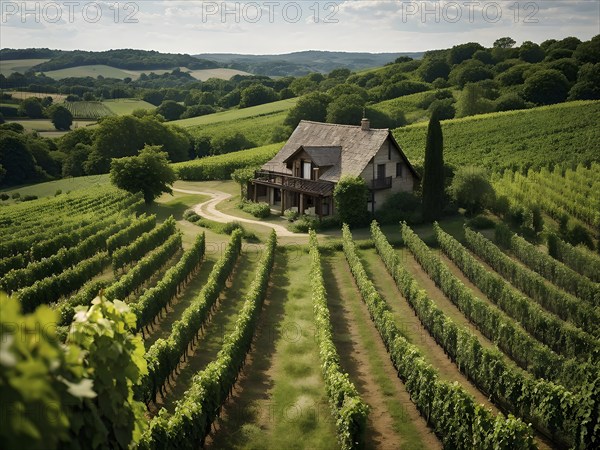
[262, 120, 419, 182]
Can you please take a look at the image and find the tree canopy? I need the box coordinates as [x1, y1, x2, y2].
[421, 109, 445, 222]
[109, 145, 177, 204]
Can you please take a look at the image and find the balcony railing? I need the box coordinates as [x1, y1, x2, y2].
[370, 176, 392, 190]
[254, 171, 335, 196]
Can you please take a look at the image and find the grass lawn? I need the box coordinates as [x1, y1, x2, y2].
[207, 250, 337, 449]
[44, 64, 137, 80]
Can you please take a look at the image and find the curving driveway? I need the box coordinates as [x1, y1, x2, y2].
[173, 188, 301, 237]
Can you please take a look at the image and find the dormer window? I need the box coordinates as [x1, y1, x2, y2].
[302, 160, 312, 180]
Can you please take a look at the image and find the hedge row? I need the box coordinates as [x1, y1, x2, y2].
[464, 227, 600, 339]
[132, 232, 206, 333]
[499, 229, 600, 306]
[345, 223, 536, 449]
[137, 231, 238, 405]
[548, 233, 600, 283]
[434, 224, 599, 364]
[309, 230, 368, 449]
[140, 230, 276, 449]
[398, 222, 595, 448]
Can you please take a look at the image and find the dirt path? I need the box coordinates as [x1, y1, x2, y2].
[324, 253, 441, 450]
[173, 188, 301, 237]
[205, 250, 336, 449]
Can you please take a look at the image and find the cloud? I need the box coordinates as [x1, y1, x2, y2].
[0, 0, 597, 54]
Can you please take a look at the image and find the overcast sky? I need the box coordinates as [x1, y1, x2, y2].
[1, 1, 599, 55]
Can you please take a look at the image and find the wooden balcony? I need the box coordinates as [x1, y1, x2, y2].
[370, 176, 392, 190]
[253, 171, 335, 196]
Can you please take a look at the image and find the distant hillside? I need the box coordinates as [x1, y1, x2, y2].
[0, 48, 218, 71]
[194, 50, 424, 76]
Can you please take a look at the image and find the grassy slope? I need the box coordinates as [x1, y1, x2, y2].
[0, 59, 50, 76]
[32, 64, 252, 81]
[172, 98, 298, 128]
[393, 100, 600, 171]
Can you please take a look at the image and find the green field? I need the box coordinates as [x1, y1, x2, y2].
[393, 100, 600, 171]
[0, 58, 50, 76]
[63, 101, 113, 119]
[101, 98, 156, 115]
[6, 119, 96, 133]
[172, 97, 298, 128]
[36, 64, 252, 81]
[0, 174, 110, 197]
[43, 64, 140, 80]
[3, 91, 68, 103]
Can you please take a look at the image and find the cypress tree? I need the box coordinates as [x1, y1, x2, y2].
[422, 108, 445, 222]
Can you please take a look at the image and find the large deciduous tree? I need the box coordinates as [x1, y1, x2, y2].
[522, 69, 570, 105]
[110, 145, 176, 204]
[421, 109, 445, 222]
[50, 105, 73, 131]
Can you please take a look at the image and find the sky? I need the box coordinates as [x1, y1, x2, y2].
[1, 1, 599, 55]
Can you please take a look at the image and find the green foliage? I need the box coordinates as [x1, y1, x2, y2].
[522, 69, 570, 105]
[67, 296, 148, 449]
[333, 176, 368, 226]
[0, 295, 92, 450]
[239, 83, 277, 108]
[284, 92, 330, 128]
[456, 83, 495, 117]
[421, 109, 445, 221]
[210, 131, 254, 155]
[110, 145, 176, 204]
[375, 191, 422, 224]
[419, 58, 451, 82]
[238, 199, 270, 218]
[140, 231, 276, 449]
[448, 42, 485, 65]
[449, 166, 495, 214]
[174, 142, 281, 181]
[87, 115, 190, 174]
[19, 97, 45, 118]
[231, 165, 257, 197]
[0, 131, 44, 187]
[326, 94, 365, 125]
[466, 214, 496, 229]
[494, 37, 517, 49]
[548, 233, 600, 282]
[156, 100, 186, 121]
[464, 227, 600, 339]
[402, 223, 593, 448]
[50, 105, 73, 131]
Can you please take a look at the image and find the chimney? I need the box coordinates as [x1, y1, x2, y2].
[361, 117, 370, 131]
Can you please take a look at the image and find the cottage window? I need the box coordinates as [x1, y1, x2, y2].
[303, 161, 312, 180]
[396, 163, 403, 178]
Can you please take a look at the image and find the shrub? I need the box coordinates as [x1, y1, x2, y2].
[54, 189, 62, 196]
[376, 191, 422, 224]
[288, 215, 318, 233]
[449, 166, 495, 215]
[0, 193, 9, 201]
[11, 192, 20, 199]
[239, 200, 271, 218]
[283, 208, 299, 222]
[183, 209, 201, 223]
[22, 195, 38, 202]
[333, 176, 368, 227]
[466, 215, 496, 230]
